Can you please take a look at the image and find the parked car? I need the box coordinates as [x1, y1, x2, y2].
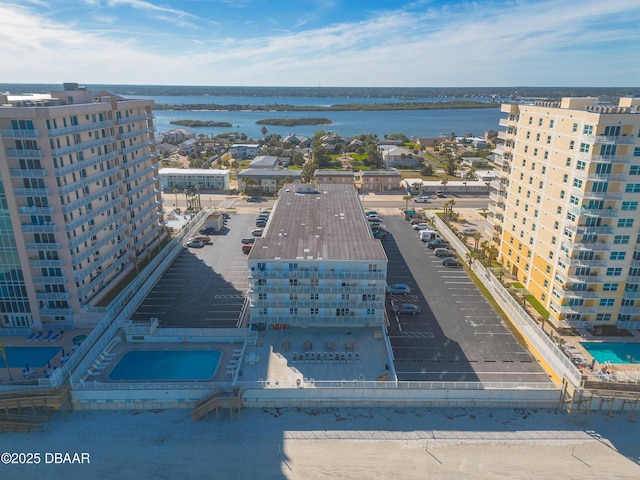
[412, 223, 430, 230]
[193, 235, 211, 244]
[251, 228, 264, 237]
[386, 284, 411, 295]
[413, 196, 430, 203]
[199, 227, 217, 235]
[186, 239, 204, 248]
[427, 238, 449, 249]
[410, 218, 426, 225]
[247, 196, 262, 202]
[221, 212, 231, 219]
[241, 244, 253, 254]
[461, 227, 478, 235]
[434, 248, 455, 257]
[391, 302, 421, 315]
[240, 237, 256, 245]
[255, 219, 267, 227]
[365, 210, 378, 217]
[441, 257, 462, 267]
[367, 214, 382, 222]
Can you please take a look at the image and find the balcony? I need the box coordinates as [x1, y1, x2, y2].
[19, 206, 54, 215]
[21, 223, 58, 234]
[553, 287, 599, 299]
[564, 224, 613, 235]
[559, 254, 605, 268]
[9, 168, 47, 178]
[579, 154, 630, 164]
[55, 150, 119, 177]
[622, 290, 640, 299]
[25, 242, 60, 251]
[569, 206, 618, 218]
[563, 240, 610, 252]
[48, 120, 113, 137]
[583, 134, 636, 145]
[36, 291, 70, 302]
[51, 136, 116, 157]
[29, 259, 64, 268]
[39, 307, 73, 316]
[552, 303, 598, 315]
[5, 149, 42, 159]
[13, 187, 50, 197]
[1, 128, 40, 138]
[116, 114, 152, 125]
[489, 191, 505, 203]
[626, 275, 640, 285]
[573, 170, 626, 182]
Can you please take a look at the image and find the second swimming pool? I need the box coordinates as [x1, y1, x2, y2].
[108, 349, 222, 381]
[581, 342, 640, 364]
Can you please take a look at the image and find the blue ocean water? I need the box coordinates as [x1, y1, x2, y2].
[136, 95, 504, 140]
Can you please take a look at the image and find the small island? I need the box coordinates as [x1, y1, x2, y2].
[169, 120, 233, 127]
[256, 117, 332, 126]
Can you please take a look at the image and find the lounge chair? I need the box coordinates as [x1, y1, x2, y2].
[42, 331, 53, 342]
[31, 332, 44, 342]
[49, 333, 61, 342]
[26, 332, 37, 342]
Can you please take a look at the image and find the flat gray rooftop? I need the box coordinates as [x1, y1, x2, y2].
[249, 183, 387, 262]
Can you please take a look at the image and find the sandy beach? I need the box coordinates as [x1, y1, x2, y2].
[2, 407, 639, 479]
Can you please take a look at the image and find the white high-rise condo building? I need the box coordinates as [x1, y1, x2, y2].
[491, 97, 640, 330]
[0, 83, 164, 332]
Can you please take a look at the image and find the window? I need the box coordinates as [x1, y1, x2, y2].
[613, 235, 630, 244]
[562, 174, 568, 183]
[634, 147, 640, 157]
[538, 118, 543, 126]
[528, 116, 533, 125]
[526, 132, 531, 139]
[560, 190, 565, 199]
[603, 283, 618, 292]
[606, 267, 622, 276]
[549, 120, 554, 128]
[621, 201, 638, 211]
[630, 165, 640, 175]
[579, 143, 589, 153]
[569, 140, 575, 150]
[311, 308, 318, 315]
[566, 158, 571, 167]
[524, 145, 528, 153]
[625, 184, 640, 193]
[596, 314, 612, 323]
[610, 252, 626, 260]
[533, 148, 538, 156]
[553, 221, 559, 230]
[583, 125, 593, 135]
[543, 280, 549, 288]
[557, 206, 562, 214]
[618, 219, 634, 228]
[548, 251, 554, 259]
[539, 181, 544, 189]
[599, 299, 615, 307]
[289, 308, 298, 315]
[536, 133, 541, 141]
[572, 123, 578, 133]
[573, 179, 583, 188]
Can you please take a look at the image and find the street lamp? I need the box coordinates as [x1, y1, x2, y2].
[0, 343, 13, 381]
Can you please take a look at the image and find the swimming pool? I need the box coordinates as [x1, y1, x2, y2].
[581, 342, 640, 364]
[108, 350, 222, 381]
[4, 347, 61, 368]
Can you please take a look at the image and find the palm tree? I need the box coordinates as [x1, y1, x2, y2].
[402, 194, 411, 211]
[440, 176, 448, 194]
[261, 126, 268, 137]
[473, 232, 481, 251]
[172, 187, 179, 209]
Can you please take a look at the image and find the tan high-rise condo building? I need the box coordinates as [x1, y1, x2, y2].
[490, 97, 640, 330]
[0, 83, 164, 332]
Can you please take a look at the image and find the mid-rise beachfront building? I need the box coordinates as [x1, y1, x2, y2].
[0, 83, 164, 333]
[159, 168, 230, 191]
[490, 97, 640, 330]
[247, 183, 388, 328]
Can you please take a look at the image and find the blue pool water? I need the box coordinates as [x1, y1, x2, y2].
[108, 350, 221, 381]
[581, 342, 640, 364]
[4, 347, 61, 368]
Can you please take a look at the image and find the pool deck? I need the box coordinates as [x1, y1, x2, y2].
[561, 329, 640, 382]
[75, 328, 389, 388]
[0, 328, 92, 384]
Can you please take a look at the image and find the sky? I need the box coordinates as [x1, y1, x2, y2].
[1, 0, 639, 87]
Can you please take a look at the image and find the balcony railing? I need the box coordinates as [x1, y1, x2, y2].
[48, 120, 113, 137]
[553, 287, 599, 299]
[5, 149, 42, 159]
[573, 170, 626, 182]
[564, 224, 613, 235]
[1, 128, 40, 138]
[21, 223, 58, 234]
[583, 134, 636, 145]
[569, 206, 618, 218]
[9, 168, 47, 178]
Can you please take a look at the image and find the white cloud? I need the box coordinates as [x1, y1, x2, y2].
[1, 0, 639, 86]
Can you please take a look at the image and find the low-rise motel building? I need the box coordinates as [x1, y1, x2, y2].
[490, 97, 640, 330]
[247, 184, 388, 329]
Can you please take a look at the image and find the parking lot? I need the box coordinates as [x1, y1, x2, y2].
[381, 212, 550, 383]
[130, 213, 257, 328]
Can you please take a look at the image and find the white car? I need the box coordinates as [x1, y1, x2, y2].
[412, 223, 431, 230]
[413, 196, 430, 203]
[461, 227, 478, 235]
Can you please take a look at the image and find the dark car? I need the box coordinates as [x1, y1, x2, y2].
[199, 227, 217, 235]
[386, 284, 411, 295]
[441, 257, 462, 267]
[434, 248, 455, 257]
[427, 238, 449, 249]
[247, 196, 262, 203]
[391, 302, 421, 315]
[255, 219, 267, 227]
